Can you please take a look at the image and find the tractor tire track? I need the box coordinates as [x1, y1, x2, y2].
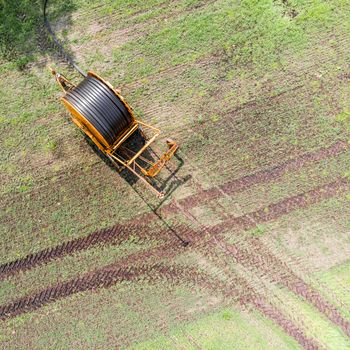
[251, 297, 322, 350]
[164, 140, 348, 214]
[0, 214, 209, 315]
[0, 257, 245, 322]
[0, 221, 172, 281]
[171, 191, 325, 350]
[1, 138, 345, 228]
[212, 178, 350, 335]
[209, 177, 349, 236]
[0, 249, 322, 350]
[0, 264, 191, 320]
[0, 182, 333, 350]
[132, 140, 349, 223]
[1, 175, 347, 282]
[186, 177, 350, 338]
[0, 224, 197, 306]
[187, 217, 324, 350]
[0, 225, 133, 279]
[218, 236, 350, 338]
[180, 225, 324, 350]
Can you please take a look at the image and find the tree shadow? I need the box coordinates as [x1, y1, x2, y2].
[0, 0, 77, 70]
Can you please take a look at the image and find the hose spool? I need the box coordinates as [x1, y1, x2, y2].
[44, 0, 179, 197]
[62, 72, 135, 149]
[53, 69, 179, 197]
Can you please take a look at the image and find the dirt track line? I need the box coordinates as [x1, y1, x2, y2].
[0, 225, 126, 278]
[0, 259, 243, 322]
[0, 256, 322, 350]
[251, 297, 322, 350]
[181, 238, 324, 350]
[165, 140, 349, 213]
[209, 177, 349, 235]
[0, 222, 164, 280]
[1, 174, 347, 282]
[4, 223, 198, 302]
[0, 139, 345, 227]
[0, 263, 186, 320]
[172, 192, 326, 350]
[287, 273, 350, 338]
[0, 197, 330, 350]
[130, 140, 349, 224]
[1, 172, 345, 283]
[189, 239, 324, 350]
[186, 259, 323, 350]
[189, 220, 327, 350]
[190, 178, 350, 338]
[217, 236, 350, 339]
[0, 222, 195, 286]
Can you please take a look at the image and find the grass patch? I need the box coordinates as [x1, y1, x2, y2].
[0, 0, 77, 69]
[132, 307, 300, 350]
[315, 260, 350, 319]
[1, 0, 350, 348]
[271, 285, 350, 349]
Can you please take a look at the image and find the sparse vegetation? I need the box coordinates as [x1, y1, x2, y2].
[0, 0, 350, 349]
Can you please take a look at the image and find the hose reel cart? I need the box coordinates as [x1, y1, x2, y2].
[52, 69, 179, 197]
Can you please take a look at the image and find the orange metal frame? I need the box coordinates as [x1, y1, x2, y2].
[51, 68, 178, 197]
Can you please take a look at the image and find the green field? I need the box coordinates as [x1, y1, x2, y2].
[0, 0, 350, 349]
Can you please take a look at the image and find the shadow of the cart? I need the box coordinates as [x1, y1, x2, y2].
[84, 129, 191, 203]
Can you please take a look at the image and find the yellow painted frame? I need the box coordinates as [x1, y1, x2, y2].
[51, 69, 178, 197]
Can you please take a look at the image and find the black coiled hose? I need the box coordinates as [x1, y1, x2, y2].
[64, 75, 133, 145]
